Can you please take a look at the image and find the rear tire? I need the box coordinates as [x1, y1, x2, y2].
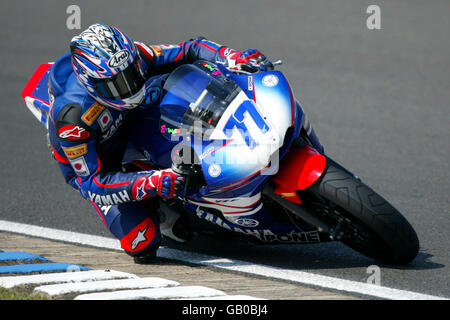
[309, 160, 419, 265]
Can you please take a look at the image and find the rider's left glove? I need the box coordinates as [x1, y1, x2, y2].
[223, 48, 274, 74]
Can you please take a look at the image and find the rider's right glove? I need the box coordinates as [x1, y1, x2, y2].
[132, 169, 185, 201]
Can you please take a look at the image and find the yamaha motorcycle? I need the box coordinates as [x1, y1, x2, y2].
[22, 59, 419, 265]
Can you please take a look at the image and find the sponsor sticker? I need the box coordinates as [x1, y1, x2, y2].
[160, 124, 181, 135]
[131, 176, 153, 201]
[88, 190, 131, 206]
[62, 144, 88, 159]
[200, 62, 221, 76]
[99, 113, 123, 142]
[70, 156, 90, 177]
[81, 102, 105, 125]
[97, 109, 113, 132]
[208, 164, 221, 178]
[195, 209, 321, 243]
[150, 45, 163, 56]
[248, 76, 254, 91]
[108, 49, 130, 68]
[262, 74, 279, 87]
[58, 125, 90, 140]
[235, 218, 259, 228]
[120, 218, 156, 253]
[219, 47, 236, 58]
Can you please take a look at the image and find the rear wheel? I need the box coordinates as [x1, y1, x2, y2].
[305, 159, 419, 265]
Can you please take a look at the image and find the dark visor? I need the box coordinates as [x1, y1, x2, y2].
[91, 60, 145, 100]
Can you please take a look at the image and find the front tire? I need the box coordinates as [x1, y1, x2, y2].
[308, 159, 419, 265]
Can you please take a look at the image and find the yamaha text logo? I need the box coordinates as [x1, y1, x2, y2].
[108, 49, 130, 68]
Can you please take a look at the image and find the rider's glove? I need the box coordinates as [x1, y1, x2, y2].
[221, 48, 274, 74]
[132, 169, 185, 201]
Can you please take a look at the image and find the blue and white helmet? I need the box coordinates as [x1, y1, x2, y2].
[70, 24, 146, 110]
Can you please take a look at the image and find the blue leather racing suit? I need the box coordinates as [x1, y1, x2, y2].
[48, 38, 231, 257]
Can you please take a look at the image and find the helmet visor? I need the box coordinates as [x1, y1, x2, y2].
[91, 60, 145, 100]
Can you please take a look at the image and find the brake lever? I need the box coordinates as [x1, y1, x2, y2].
[181, 174, 190, 204]
[272, 60, 283, 66]
[258, 59, 282, 72]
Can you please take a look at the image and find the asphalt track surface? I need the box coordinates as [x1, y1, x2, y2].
[0, 0, 449, 299]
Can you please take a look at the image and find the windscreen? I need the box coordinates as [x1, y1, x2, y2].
[159, 63, 240, 140]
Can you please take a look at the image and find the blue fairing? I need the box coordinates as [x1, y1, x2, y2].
[158, 61, 304, 199]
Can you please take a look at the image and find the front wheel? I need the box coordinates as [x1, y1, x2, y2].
[305, 158, 420, 265]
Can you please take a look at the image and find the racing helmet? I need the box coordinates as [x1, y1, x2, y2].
[70, 23, 146, 110]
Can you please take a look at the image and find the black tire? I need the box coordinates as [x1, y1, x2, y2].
[309, 159, 419, 265]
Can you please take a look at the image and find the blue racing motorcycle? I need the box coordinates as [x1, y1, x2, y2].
[22, 59, 419, 265]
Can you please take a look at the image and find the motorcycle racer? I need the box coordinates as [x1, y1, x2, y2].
[47, 23, 272, 263]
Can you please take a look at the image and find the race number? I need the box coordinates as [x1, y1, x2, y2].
[222, 100, 269, 149]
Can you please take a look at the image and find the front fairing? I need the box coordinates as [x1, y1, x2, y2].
[159, 61, 302, 196]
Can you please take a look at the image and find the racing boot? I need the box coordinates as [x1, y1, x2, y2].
[159, 201, 193, 243]
[133, 248, 158, 264]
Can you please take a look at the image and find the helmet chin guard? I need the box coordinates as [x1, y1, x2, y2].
[92, 84, 146, 110]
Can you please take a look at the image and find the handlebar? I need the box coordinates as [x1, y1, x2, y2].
[231, 58, 283, 75]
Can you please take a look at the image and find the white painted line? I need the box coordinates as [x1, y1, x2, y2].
[0, 220, 120, 250]
[34, 277, 180, 296]
[0, 219, 448, 300]
[157, 250, 448, 300]
[195, 260, 443, 300]
[74, 285, 226, 300]
[0, 269, 136, 289]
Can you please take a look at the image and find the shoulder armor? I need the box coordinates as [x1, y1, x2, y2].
[135, 42, 156, 70]
[55, 104, 96, 142]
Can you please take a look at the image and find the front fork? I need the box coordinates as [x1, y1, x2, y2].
[264, 142, 332, 236]
[296, 104, 324, 154]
